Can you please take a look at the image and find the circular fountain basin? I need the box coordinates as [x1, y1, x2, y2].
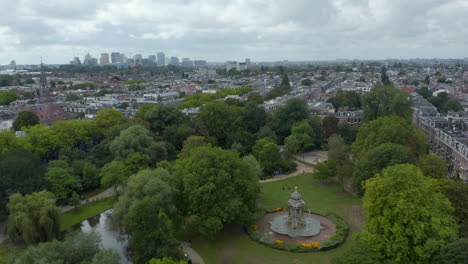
[269, 215, 325, 238]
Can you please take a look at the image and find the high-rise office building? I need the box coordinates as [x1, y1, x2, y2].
[157, 52, 166, 66]
[83, 53, 97, 66]
[134, 54, 143, 65]
[169, 57, 179, 65]
[100, 53, 110, 65]
[182, 58, 192, 67]
[245, 58, 251, 66]
[111, 52, 123, 64]
[70, 57, 81, 65]
[193, 60, 207, 67]
[148, 55, 157, 64]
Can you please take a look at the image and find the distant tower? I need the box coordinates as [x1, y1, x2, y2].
[157, 52, 166, 66]
[39, 60, 48, 89]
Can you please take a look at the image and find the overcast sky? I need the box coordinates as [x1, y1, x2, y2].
[1, 0, 467, 64]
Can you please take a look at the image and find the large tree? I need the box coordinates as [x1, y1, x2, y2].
[196, 102, 242, 148]
[143, 105, 187, 135]
[0, 130, 32, 154]
[417, 154, 448, 179]
[328, 135, 352, 191]
[362, 84, 412, 121]
[45, 166, 81, 200]
[431, 239, 468, 264]
[13, 231, 119, 264]
[353, 143, 414, 195]
[100, 160, 130, 193]
[362, 164, 457, 263]
[110, 124, 166, 162]
[113, 169, 182, 264]
[322, 115, 339, 138]
[242, 101, 266, 134]
[6, 190, 60, 244]
[0, 148, 44, 219]
[174, 146, 260, 237]
[290, 120, 316, 151]
[252, 138, 287, 176]
[351, 116, 426, 158]
[271, 98, 309, 141]
[445, 181, 468, 238]
[13, 110, 40, 131]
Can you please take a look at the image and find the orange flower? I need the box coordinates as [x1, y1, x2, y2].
[275, 240, 284, 244]
[311, 242, 319, 248]
[275, 207, 282, 211]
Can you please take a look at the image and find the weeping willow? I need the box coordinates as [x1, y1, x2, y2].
[6, 190, 60, 244]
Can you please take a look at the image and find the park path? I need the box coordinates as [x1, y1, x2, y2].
[182, 242, 206, 264]
[60, 187, 117, 213]
[259, 151, 327, 183]
[259, 161, 315, 183]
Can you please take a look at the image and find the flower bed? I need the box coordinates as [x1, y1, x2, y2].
[246, 208, 349, 253]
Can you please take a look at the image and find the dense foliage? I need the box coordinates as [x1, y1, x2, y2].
[13, 231, 120, 264]
[174, 146, 260, 237]
[6, 191, 60, 244]
[362, 85, 412, 121]
[362, 164, 457, 263]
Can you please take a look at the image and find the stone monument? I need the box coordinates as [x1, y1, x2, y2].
[287, 186, 305, 229]
[269, 186, 325, 238]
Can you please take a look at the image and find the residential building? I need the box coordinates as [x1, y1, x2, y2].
[335, 110, 362, 127]
[412, 94, 468, 181]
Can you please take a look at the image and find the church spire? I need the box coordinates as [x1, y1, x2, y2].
[39, 58, 48, 89]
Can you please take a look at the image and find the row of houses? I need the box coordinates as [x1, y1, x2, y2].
[412, 94, 468, 181]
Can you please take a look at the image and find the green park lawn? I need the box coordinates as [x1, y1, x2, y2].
[190, 174, 364, 264]
[59, 197, 115, 231]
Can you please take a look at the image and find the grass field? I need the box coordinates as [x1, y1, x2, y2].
[190, 174, 364, 264]
[59, 197, 115, 231]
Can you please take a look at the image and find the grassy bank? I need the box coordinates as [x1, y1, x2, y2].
[59, 197, 115, 231]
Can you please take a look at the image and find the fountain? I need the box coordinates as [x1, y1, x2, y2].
[269, 187, 325, 238]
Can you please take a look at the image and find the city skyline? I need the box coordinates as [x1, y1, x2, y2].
[1, 0, 468, 64]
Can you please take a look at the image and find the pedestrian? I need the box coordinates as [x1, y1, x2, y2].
[288, 186, 291, 190]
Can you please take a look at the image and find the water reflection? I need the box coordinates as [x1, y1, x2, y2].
[79, 209, 131, 263]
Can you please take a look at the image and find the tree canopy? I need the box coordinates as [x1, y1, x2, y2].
[362, 164, 457, 263]
[174, 146, 260, 237]
[7, 190, 60, 244]
[362, 85, 412, 121]
[353, 143, 414, 195]
[351, 116, 426, 158]
[13, 110, 40, 131]
[271, 98, 309, 141]
[417, 154, 448, 179]
[113, 169, 182, 264]
[110, 124, 166, 162]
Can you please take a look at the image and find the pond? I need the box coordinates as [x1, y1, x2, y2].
[77, 209, 131, 263]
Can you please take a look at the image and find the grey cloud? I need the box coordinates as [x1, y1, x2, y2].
[1, 0, 467, 64]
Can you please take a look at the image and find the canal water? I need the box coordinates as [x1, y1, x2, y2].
[77, 209, 131, 263]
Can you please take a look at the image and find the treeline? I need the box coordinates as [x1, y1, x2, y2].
[312, 84, 468, 264]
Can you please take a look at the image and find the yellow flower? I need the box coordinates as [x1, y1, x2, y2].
[311, 242, 319, 248]
[275, 207, 282, 211]
[275, 240, 284, 243]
